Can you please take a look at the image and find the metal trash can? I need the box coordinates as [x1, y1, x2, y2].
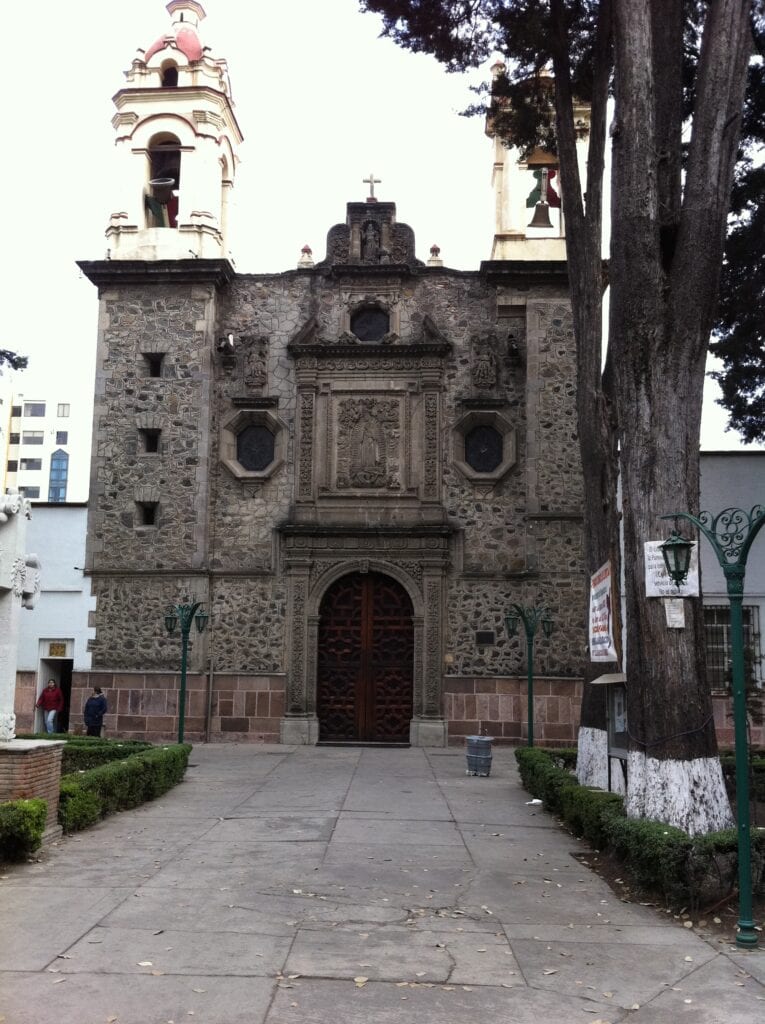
[465, 735, 493, 777]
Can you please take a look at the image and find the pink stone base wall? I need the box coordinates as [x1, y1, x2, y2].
[443, 679, 764, 750]
[14, 671, 762, 749]
[444, 676, 583, 747]
[15, 671, 286, 743]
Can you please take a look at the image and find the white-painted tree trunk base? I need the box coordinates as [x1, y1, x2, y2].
[626, 752, 734, 835]
[576, 727, 609, 789]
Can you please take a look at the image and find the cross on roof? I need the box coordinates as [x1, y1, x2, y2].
[363, 172, 381, 202]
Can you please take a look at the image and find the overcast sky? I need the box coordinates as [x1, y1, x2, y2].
[4, 0, 757, 450]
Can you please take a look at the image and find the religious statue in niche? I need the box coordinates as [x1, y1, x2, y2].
[471, 334, 499, 390]
[243, 336, 268, 388]
[336, 398, 401, 489]
[361, 221, 381, 263]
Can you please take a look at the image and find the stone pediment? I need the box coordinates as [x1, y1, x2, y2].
[316, 201, 424, 270]
[288, 314, 451, 358]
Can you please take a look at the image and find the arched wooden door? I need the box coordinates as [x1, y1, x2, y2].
[317, 572, 414, 743]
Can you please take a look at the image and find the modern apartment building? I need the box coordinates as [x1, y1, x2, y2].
[4, 393, 90, 503]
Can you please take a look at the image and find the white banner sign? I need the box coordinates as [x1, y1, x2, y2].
[644, 540, 699, 598]
[590, 561, 618, 663]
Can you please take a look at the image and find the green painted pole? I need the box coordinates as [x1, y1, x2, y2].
[726, 568, 757, 948]
[661, 506, 764, 950]
[526, 632, 535, 748]
[178, 627, 189, 745]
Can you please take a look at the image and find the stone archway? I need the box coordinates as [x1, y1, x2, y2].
[316, 571, 414, 743]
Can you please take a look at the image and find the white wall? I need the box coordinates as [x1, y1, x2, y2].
[699, 452, 765, 683]
[17, 504, 95, 672]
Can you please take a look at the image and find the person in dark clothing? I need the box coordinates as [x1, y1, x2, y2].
[36, 679, 65, 734]
[83, 687, 108, 737]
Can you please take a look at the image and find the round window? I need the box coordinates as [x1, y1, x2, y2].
[464, 425, 503, 473]
[237, 424, 275, 472]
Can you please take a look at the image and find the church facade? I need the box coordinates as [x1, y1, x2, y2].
[68, 2, 589, 745]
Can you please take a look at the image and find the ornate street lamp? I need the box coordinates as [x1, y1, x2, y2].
[505, 603, 554, 747]
[661, 505, 765, 949]
[164, 599, 208, 744]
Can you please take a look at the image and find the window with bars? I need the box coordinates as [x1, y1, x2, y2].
[703, 604, 762, 689]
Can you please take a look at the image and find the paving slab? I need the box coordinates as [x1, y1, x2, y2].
[0, 743, 762, 1024]
[0, 972, 275, 1024]
[0, 886, 134, 970]
[266, 977, 628, 1024]
[58, 924, 290, 976]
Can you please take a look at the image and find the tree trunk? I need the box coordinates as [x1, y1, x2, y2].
[609, 0, 751, 833]
[550, 0, 619, 786]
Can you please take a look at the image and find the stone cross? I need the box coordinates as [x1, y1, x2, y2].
[0, 494, 41, 741]
[363, 172, 381, 201]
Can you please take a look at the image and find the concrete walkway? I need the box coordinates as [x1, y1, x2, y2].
[1, 745, 762, 1024]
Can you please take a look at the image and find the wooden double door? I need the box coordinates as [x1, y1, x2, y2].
[317, 572, 414, 743]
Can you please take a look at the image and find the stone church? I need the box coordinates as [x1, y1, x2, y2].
[73, 1, 589, 745]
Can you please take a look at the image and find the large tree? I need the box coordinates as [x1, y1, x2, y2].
[710, 29, 765, 443]
[362, 0, 755, 832]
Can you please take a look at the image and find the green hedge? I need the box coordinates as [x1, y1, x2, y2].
[0, 799, 47, 862]
[719, 754, 765, 804]
[17, 734, 155, 774]
[515, 746, 765, 908]
[59, 744, 192, 833]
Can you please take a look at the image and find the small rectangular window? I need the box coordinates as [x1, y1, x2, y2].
[19, 486, 40, 498]
[140, 428, 161, 453]
[143, 353, 165, 378]
[56, 431, 69, 444]
[9, 433, 19, 445]
[20, 458, 42, 471]
[475, 630, 496, 647]
[137, 502, 158, 526]
[23, 402, 46, 417]
[11, 405, 21, 417]
[57, 404, 70, 417]
[21, 431, 44, 445]
[7, 460, 18, 472]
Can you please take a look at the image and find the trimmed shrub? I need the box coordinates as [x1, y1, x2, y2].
[0, 799, 47, 862]
[61, 740, 154, 775]
[514, 745, 765, 908]
[559, 785, 625, 850]
[58, 744, 192, 833]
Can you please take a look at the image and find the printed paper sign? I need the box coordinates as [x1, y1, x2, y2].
[590, 561, 618, 662]
[644, 541, 699, 598]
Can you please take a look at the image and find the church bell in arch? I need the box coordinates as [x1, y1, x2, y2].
[105, 1, 243, 261]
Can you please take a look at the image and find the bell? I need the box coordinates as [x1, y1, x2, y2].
[528, 201, 553, 229]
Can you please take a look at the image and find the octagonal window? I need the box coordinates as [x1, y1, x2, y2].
[464, 425, 503, 473]
[220, 409, 286, 481]
[452, 409, 517, 482]
[236, 424, 275, 472]
[351, 306, 390, 342]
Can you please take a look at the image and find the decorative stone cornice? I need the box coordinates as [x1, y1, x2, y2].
[77, 258, 235, 289]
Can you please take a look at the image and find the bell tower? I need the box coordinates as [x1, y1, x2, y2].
[487, 64, 589, 261]
[106, 1, 242, 260]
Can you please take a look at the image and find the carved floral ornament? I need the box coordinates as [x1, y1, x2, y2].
[0, 494, 31, 523]
[287, 313, 450, 353]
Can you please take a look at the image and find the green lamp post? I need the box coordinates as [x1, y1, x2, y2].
[504, 603, 554, 747]
[164, 600, 209, 744]
[660, 505, 765, 949]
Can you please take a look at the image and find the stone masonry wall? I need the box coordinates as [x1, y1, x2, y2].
[87, 284, 215, 573]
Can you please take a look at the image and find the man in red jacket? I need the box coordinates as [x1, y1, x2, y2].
[36, 679, 64, 734]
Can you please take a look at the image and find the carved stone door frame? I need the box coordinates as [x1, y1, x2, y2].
[280, 555, 447, 747]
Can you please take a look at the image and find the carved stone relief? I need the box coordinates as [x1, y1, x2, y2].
[243, 336, 268, 388]
[297, 392, 315, 499]
[471, 332, 499, 390]
[336, 398, 401, 490]
[422, 392, 440, 500]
